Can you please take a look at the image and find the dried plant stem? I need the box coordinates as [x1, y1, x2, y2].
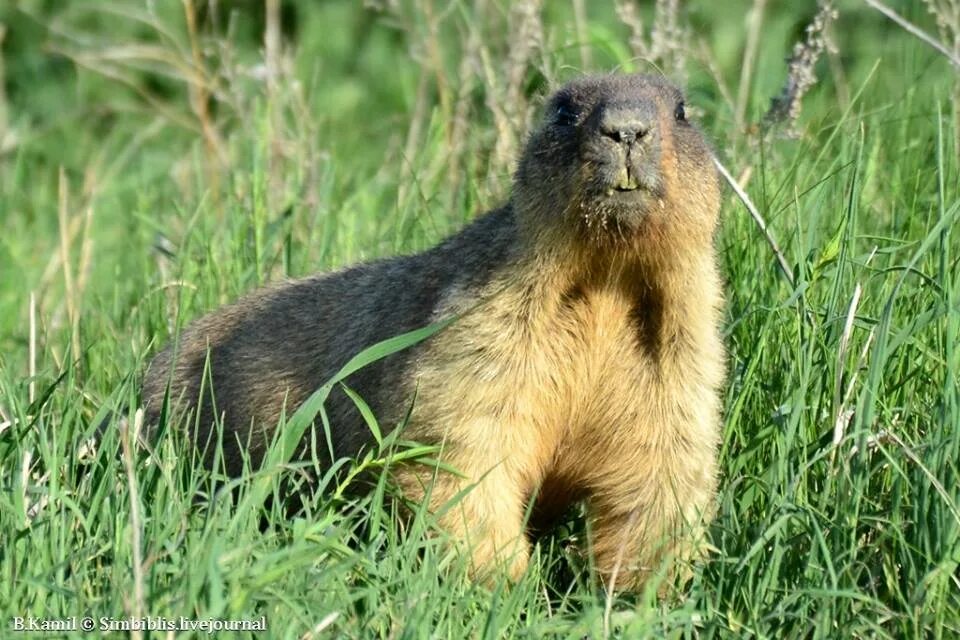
[181, 0, 225, 194]
[865, 0, 960, 69]
[736, 0, 767, 130]
[495, 0, 543, 180]
[832, 282, 864, 455]
[265, 0, 281, 97]
[76, 204, 95, 316]
[887, 429, 960, 525]
[421, 0, 452, 121]
[120, 409, 146, 639]
[20, 451, 32, 527]
[0, 23, 7, 141]
[40, 209, 83, 288]
[265, 0, 283, 208]
[764, 2, 838, 129]
[834, 282, 863, 414]
[602, 509, 641, 639]
[696, 39, 736, 116]
[301, 612, 341, 639]
[713, 156, 796, 287]
[398, 72, 430, 209]
[448, 9, 484, 201]
[57, 168, 81, 362]
[28, 292, 36, 405]
[572, 0, 592, 70]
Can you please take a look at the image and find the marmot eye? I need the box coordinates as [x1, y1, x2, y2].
[555, 103, 579, 127]
[674, 101, 686, 122]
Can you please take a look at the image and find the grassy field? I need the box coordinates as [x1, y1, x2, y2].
[1, 0, 959, 637]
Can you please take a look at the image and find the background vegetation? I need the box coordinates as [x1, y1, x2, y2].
[1, 0, 958, 637]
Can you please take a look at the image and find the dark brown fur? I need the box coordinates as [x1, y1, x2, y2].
[143, 73, 725, 591]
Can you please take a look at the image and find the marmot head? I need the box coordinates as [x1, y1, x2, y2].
[514, 74, 720, 254]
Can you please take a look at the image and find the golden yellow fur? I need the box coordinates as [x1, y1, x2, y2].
[143, 73, 724, 592]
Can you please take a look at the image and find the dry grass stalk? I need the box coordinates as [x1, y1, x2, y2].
[713, 156, 795, 287]
[397, 73, 431, 211]
[46, 42, 200, 133]
[834, 282, 863, 418]
[181, 0, 227, 179]
[832, 282, 863, 452]
[44, 7, 220, 193]
[831, 247, 878, 461]
[423, 0, 454, 121]
[490, 0, 543, 184]
[735, 0, 768, 131]
[20, 450, 32, 527]
[868, 0, 960, 156]
[39, 203, 88, 283]
[376, 0, 460, 213]
[265, 0, 283, 209]
[49, 0, 325, 239]
[602, 508, 641, 638]
[447, 7, 486, 203]
[615, 2, 645, 64]
[651, 0, 687, 80]
[366, 1, 545, 206]
[57, 168, 81, 364]
[921, 0, 960, 56]
[615, 0, 689, 81]
[694, 39, 736, 118]
[0, 22, 12, 155]
[76, 204, 96, 314]
[572, 0, 592, 70]
[29, 292, 37, 405]
[300, 612, 341, 639]
[764, 1, 839, 132]
[265, 0, 282, 98]
[119, 409, 147, 637]
[867, 0, 960, 69]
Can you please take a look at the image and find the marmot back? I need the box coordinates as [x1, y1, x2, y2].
[143, 73, 725, 592]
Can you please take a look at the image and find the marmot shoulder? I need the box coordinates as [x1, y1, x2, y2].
[143, 73, 725, 592]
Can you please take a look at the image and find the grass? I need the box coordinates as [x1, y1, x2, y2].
[1, 0, 959, 637]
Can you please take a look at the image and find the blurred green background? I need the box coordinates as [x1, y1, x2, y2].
[0, 1, 957, 637]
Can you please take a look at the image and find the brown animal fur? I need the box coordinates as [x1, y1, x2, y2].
[142, 73, 725, 592]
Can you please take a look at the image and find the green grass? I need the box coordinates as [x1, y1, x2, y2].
[1, 1, 959, 637]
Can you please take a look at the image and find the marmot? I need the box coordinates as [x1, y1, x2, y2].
[143, 73, 725, 592]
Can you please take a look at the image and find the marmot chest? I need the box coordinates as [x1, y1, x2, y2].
[415, 283, 703, 431]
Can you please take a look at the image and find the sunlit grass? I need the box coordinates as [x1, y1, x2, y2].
[0, 1, 958, 637]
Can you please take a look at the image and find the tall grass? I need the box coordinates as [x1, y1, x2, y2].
[1, 1, 958, 637]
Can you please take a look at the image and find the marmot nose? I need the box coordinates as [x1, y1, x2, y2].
[599, 107, 650, 144]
